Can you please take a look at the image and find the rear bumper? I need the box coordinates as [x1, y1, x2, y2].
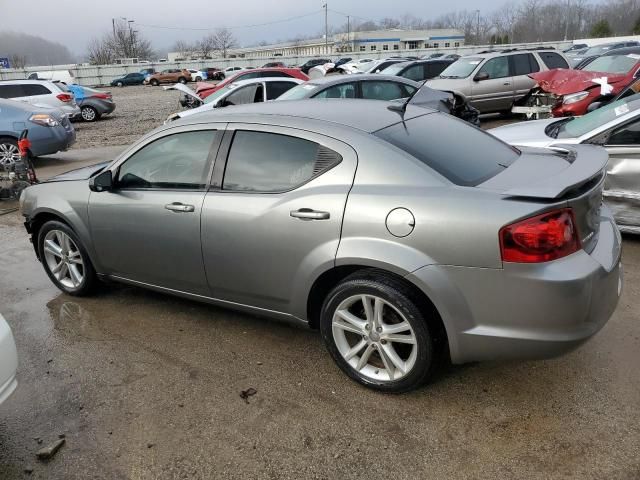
[28, 123, 75, 157]
[407, 205, 623, 364]
[0, 314, 18, 405]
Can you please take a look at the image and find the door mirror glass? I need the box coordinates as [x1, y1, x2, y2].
[89, 170, 113, 192]
[474, 72, 490, 82]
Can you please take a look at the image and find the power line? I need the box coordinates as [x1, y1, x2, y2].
[134, 10, 324, 32]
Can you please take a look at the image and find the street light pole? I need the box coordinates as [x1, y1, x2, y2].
[324, 3, 329, 55]
[476, 9, 480, 45]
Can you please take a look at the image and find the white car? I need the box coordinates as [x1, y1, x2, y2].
[0, 80, 81, 119]
[164, 77, 303, 122]
[0, 314, 18, 405]
[187, 69, 207, 82]
[221, 66, 245, 78]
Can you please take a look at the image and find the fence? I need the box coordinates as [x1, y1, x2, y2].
[0, 40, 572, 87]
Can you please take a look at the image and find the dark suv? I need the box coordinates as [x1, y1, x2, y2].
[300, 58, 331, 74]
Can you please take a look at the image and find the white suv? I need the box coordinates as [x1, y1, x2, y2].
[0, 80, 81, 119]
[0, 314, 18, 405]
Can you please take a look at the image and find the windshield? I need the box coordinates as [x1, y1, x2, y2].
[276, 83, 319, 100]
[438, 57, 483, 78]
[204, 85, 236, 104]
[582, 54, 639, 74]
[380, 63, 407, 75]
[554, 93, 640, 138]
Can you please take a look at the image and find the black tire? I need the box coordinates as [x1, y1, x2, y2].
[37, 220, 98, 296]
[80, 105, 99, 122]
[195, 76, 202, 82]
[150, 79, 159, 86]
[178, 77, 187, 84]
[320, 270, 438, 393]
[116, 81, 124, 87]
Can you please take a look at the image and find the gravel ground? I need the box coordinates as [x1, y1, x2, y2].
[69, 83, 511, 150]
[70, 84, 205, 150]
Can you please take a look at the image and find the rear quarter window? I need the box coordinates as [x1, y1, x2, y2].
[374, 113, 520, 186]
[538, 52, 569, 69]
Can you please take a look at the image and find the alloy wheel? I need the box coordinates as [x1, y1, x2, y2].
[332, 294, 418, 382]
[0, 142, 19, 168]
[43, 230, 85, 290]
[81, 106, 97, 121]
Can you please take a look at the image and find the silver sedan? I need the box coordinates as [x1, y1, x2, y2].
[20, 100, 622, 392]
[490, 93, 640, 234]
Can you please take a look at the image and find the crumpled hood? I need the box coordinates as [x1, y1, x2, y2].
[45, 161, 110, 182]
[530, 68, 627, 95]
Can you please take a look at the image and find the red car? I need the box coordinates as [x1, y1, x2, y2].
[195, 68, 309, 100]
[526, 46, 640, 117]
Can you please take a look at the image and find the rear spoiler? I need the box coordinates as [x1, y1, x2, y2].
[483, 144, 608, 199]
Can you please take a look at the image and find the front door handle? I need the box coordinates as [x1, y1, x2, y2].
[290, 208, 330, 220]
[503, 82, 511, 86]
[165, 202, 195, 213]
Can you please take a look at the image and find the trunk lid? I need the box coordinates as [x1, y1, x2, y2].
[480, 144, 608, 253]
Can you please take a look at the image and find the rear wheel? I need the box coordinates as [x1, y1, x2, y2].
[150, 79, 159, 86]
[0, 137, 19, 169]
[178, 77, 187, 84]
[320, 271, 437, 392]
[80, 105, 99, 122]
[38, 220, 97, 296]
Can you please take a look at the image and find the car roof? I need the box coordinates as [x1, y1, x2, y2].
[230, 77, 304, 87]
[0, 79, 54, 85]
[461, 48, 559, 59]
[175, 99, 434, 133]
[602, 46, 640, 56]
[306, 74, 419, 87]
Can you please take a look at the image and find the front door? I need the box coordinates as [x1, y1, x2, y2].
[470, 56, 514, 113]
[201, 124, 358, 314]
[89, 128, 222, 295]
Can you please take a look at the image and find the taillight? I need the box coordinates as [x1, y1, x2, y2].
[56, 93, 73, 103]
[500, 208, 581, 263]
[92, 93, 111, 100]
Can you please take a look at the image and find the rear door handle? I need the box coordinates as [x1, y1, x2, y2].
[503, 82, 511, 85]
[290, 208, 330, 220]
[165, 202, 195, 213]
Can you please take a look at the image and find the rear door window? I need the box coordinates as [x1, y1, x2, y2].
[425, 62, 449, 78]
[538, 52, 569, 69]
[266, 81, 297, 100]
[360, 81, 409, 100]
[401, 64, 425, 81]
[374, 113, 519, 186]
[314, 83, 357, 99]
[511, 54, 540, 75]
[222, 131, 341, 192]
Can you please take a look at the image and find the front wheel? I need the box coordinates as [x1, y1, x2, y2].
[320, 271, 437, 392]
[38, 220, 97, 296]
[116, 81, 124, 87]
[150, 79, 159, 86]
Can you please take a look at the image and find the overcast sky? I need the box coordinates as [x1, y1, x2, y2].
[1, 0, 514, 55]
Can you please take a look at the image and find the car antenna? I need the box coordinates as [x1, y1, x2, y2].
[387, 79, 427, 119]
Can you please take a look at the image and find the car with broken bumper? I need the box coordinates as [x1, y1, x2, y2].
[20, 100, 622, 392]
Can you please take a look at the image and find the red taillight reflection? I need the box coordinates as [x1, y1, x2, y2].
[56, 93, 73, 103]
[91, 93, 111, 100]
[500, 208, 581, 263]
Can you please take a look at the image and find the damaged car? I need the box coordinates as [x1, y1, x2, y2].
[514, 46, 640, 118]
[491, 92, 640, 233]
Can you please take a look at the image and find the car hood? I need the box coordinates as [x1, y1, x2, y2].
[488, 118, 562, 147]
[163, 83, 201, 101]
[45, 161, 110, 182]
[424, 77, 470, 93]
[529, 69, 628, 95]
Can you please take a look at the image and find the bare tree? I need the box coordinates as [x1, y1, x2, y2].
[86, 19, 153, 64]
[196, 34, 216, 59]
[172, 40, 195, 59]
[87, 37, 114, 65]
[380, 17, 401, 29]
[8, 54, 27, 69]
[213, 28, 238, 58]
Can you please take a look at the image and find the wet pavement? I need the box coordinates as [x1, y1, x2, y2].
[0, 148, 639, 479]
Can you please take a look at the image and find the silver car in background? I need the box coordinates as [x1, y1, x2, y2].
[20, 100, 622, 392]
[490, 93, 640, 233]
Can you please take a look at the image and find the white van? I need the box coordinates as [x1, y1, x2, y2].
[28, 70, 76, 85]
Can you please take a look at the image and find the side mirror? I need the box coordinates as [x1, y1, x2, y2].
[89, 170, 113, 192]
[474, 72, 490, 82]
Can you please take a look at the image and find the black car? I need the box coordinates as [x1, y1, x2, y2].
[334, 57, 353, 67]
[300, 58, 331, 74]
[379, 59, 456, 82]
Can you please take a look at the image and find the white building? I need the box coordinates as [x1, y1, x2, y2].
[167, 29, 465, 61]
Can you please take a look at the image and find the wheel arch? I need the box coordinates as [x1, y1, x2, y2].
[306, 264, 449, 357]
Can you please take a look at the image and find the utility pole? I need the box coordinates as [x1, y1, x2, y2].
[564, 0, 570, 40]
[476, 9, 481, 45]
[324, 3, 328, 55]
[112, 18, 116, 37]
[347, 15, 350, 52]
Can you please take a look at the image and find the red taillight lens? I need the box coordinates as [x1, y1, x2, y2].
[91, 93, 111, 100]
[56, 93, 73, 103]
[500, 208, 581, 263]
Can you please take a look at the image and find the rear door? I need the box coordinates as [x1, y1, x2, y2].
[200, 124, 357, 313]
[470, 56, 514, 113]
[510, 53, 540, 103]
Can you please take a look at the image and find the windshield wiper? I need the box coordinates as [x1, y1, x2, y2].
[546, 118, 573, 139]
